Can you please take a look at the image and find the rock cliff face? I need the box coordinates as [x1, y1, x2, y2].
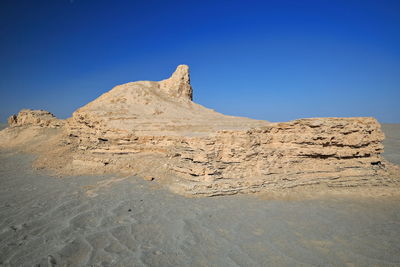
[1, 65, 399, 196]
[66, 115, 388, 196]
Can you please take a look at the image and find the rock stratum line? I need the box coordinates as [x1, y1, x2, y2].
[1, 65, 399, 196]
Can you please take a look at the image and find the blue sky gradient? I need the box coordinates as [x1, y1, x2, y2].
[1, 0, 399, 122]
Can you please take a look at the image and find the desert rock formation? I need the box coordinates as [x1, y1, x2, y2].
[1, 65, 399, 196]
[7, 109, 64, 128]
[159, 64, 193, 100]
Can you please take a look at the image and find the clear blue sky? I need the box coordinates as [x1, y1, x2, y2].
[1, 0, 399, 123]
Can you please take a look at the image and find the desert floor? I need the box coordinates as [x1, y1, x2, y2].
[0, 123, 399, 266]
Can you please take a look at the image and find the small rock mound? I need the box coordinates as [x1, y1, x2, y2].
[8, 109, 64, 128]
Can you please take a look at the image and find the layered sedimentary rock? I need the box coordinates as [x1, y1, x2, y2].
[1, 65, 399, 196]
[67, 116, 389, 196]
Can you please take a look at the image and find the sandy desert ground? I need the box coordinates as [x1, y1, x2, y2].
[0, 123, 399, 266]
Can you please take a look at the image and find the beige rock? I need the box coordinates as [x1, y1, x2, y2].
[1, 65, 399, 197]
[7, 114, 17, 125]
[7, 109, 64, 128]
[144, 176, 155, 181]
[66, 64, 268, 138]
[159, 64, 193, 100]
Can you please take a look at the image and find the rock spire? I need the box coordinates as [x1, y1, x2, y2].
[159, 64, 193, 100]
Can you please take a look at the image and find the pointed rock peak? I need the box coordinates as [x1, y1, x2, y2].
[159, 64, 193, 100]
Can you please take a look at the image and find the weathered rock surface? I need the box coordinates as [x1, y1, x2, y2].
[66, 116, 391, 196]
[7, 109, 64, 128]
[159, 64, 193, 100]
[1, 65, 399, 196]
[67, 65, 268, 137]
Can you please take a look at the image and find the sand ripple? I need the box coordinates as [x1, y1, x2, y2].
[1, 152, 400, 266]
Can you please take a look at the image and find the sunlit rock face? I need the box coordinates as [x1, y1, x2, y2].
[159, 64, 193, 100]
[2, 65, 398, 197]
[8, 109, 64, 128]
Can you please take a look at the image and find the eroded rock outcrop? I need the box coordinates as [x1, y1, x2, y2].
[66, 116, 390, 196]
[1, 65, 399, 196]
[159, 64, 193, 100]
[8, 109, 64, 128]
